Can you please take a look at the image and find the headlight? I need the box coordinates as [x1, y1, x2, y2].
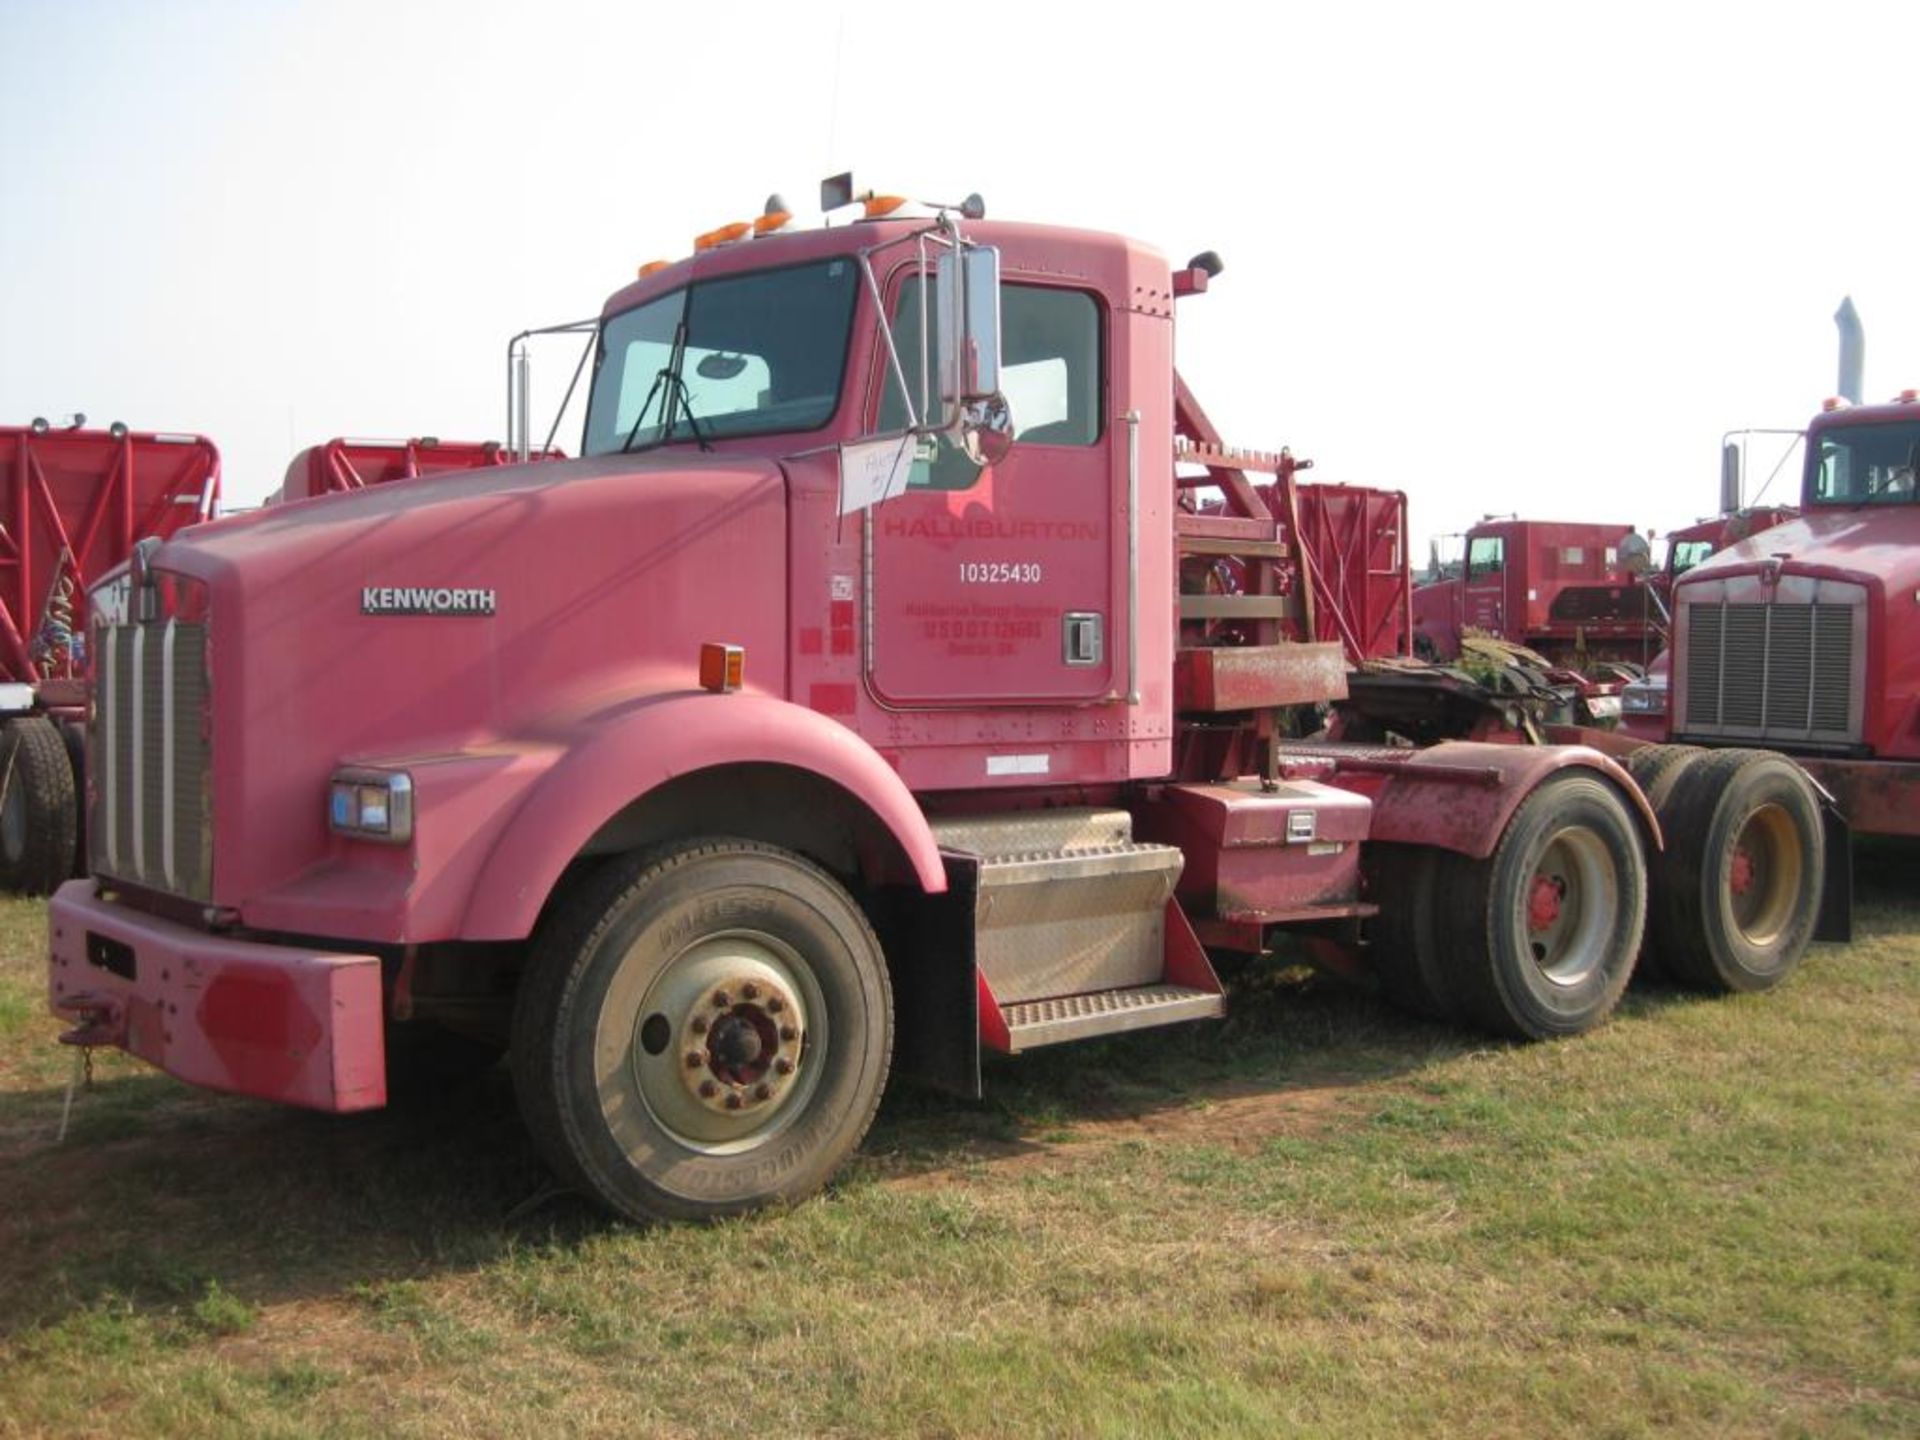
[1620, 677, 1668, 715]
[329, 768, 414, 843]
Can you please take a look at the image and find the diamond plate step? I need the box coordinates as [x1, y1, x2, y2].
[1000, 984, 1225, 1052]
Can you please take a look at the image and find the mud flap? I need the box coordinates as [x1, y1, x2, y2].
[877, 853, 982, 1099]
[1814, 796, 1852, 944]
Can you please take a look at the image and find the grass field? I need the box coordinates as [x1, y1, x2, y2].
[1, 850, 1915, 1438]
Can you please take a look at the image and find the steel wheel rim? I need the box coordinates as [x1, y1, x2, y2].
[1520, 827, 1617, 987]
[1727, 803, 1801, 948]
[602, 928, 827, 1156]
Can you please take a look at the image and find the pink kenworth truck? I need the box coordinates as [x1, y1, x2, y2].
[49, 180, 1847, 1222]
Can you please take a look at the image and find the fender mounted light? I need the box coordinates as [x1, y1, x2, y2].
[699, 643, 745, 693]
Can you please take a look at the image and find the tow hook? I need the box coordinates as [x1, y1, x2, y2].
[55, 993, 125, 1049]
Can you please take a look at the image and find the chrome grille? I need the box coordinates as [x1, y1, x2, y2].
[93, 618, 212, 900]
[1680, 592, 1861, 745]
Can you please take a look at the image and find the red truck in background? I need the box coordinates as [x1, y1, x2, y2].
[0, 421, 220, 892]
[1657, 506, 1799, 596]
[1412, 518, 1660, 670]
[1618, 392, 1920, 839]
[47, 182, 1844, 1223]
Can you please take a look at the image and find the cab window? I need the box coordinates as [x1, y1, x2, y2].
[1467, 535, 1505, 577]
[879, 279, 1101, 446]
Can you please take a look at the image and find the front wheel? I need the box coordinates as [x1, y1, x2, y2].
[1645, 750, 1822, 993]
[0, 715, 77, 895]
[511, 840, 893, 1223]
[1437, 772, 1648, 1039]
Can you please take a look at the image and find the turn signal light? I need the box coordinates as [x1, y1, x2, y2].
[699, 643, 745, 693]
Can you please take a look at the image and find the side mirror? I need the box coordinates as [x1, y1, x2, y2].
[935, 245, 1002, 422]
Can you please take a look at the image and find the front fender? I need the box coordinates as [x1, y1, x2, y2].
[460, 690, 946, 940]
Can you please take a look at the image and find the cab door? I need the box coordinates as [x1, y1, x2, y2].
[864, 275, 1114, 706]
[1464, 531, 1507, 632]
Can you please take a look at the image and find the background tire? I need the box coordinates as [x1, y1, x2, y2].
[1645, 749, 1823, 993]
[1438, 772, 1647, 1039]
[0, 715, 77, 895]
[1623, 744, 1703, 810]
[511, 840, 892, 1223]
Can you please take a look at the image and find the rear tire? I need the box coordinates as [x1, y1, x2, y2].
[511, 840, 892, 1223]
[1645, 749, 1822, 993]
[1363, 843, 1457, 1021]
[0, 715, 77, 895]
[1438, 772, 1647, 1039]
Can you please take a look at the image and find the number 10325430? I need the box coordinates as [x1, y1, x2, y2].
[958, 562, 1043, 584]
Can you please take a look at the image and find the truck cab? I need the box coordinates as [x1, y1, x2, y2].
[1663, 393, 1920, 835]
[1410, 517, 1653, 667]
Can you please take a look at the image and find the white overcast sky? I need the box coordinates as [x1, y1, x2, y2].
[3, 0, 1917, 553]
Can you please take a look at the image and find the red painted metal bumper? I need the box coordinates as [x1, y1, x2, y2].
[47, 880, 386, 1112]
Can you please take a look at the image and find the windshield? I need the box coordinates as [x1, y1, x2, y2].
[1670, 539, 1716, 575]
[1809, 419, 1920, 506]
[582, 258, 860, 456]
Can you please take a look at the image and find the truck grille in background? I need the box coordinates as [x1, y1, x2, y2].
[92, 620, 213, 901]
[1682, 599, 1858, 743]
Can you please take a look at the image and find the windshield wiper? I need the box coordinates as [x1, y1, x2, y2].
[619, 317, 713, 454]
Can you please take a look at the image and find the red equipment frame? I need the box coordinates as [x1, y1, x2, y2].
[0, 425, 219, 696]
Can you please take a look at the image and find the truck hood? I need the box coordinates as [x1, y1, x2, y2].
[1676, 504, 1920, 595]
[142, 451, 791, 911]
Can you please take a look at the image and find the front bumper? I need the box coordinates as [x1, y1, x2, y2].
[47, 880, 387, 1112]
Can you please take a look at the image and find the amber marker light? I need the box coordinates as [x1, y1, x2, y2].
[699, 643, 745, 693]
[638, 259, 671, 278]
[694, 222, 752, 252]
[862, 194, 907, 218]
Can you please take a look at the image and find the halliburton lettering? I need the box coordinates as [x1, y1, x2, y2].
[361, 586, 497, 616]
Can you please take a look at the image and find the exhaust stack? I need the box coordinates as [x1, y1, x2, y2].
[1835, 296, 1864, 404]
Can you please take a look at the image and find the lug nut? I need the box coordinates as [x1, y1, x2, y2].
[685, 1051, 705, 1069]
[779, 1025, 797, 1043]
[766, 996, 784, 1014]
[690, 1015, 709, 1035]
[724, 1093, 743, 1111]
[712, 990, 731, 1009]
[698, 1080, 718, 1099]
[773, 1057, 794, 1076]
[753, 1083, 772, 1101]
[741, 982, 760, 1000]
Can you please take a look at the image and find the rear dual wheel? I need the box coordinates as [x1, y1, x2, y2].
[1367, 773, 1647, 1039]
[512, 841, 892, 1223]
[1436, 773, 1647, 1039]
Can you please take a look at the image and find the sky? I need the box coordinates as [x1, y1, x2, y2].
[3, 0, 1917, 556]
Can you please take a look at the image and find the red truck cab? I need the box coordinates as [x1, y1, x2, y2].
[1412, 518, 1655, 667]
[1657, 394, 1920, 836]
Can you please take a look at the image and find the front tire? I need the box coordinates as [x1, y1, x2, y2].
[0, 715, 77, 895]
[511, 840, 892, 1223]
[1645, 750, 1822, 993]
[1438, 772, 1648, 1039]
